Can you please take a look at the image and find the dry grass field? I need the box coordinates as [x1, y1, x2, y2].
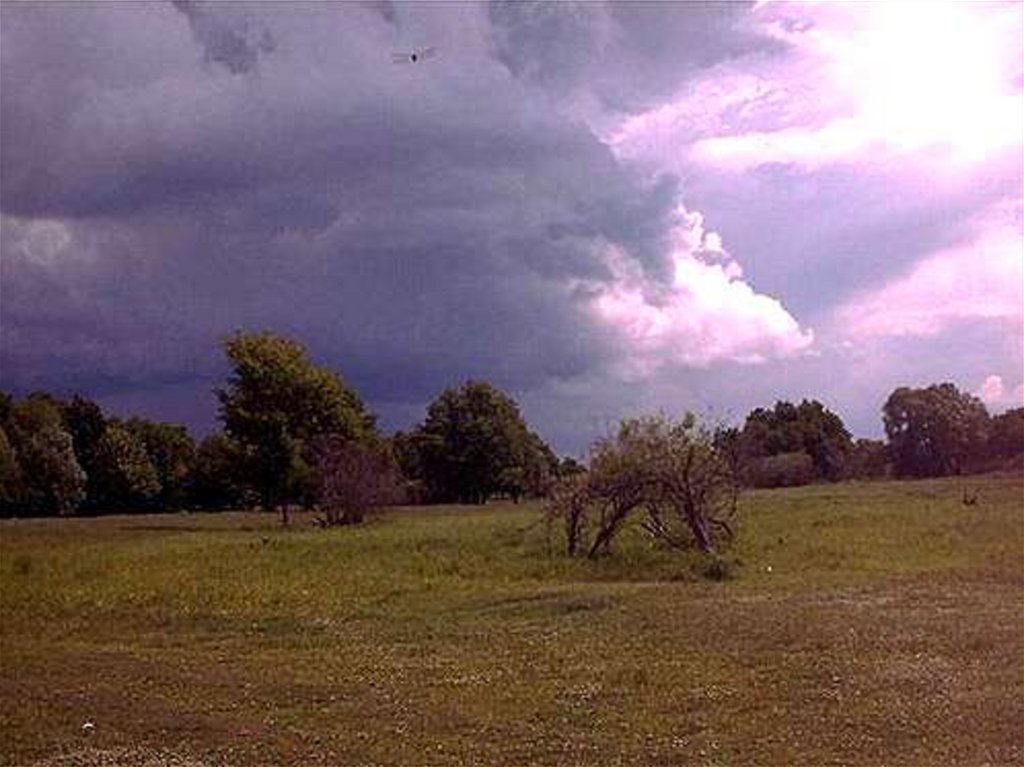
[1, 475, 1022, 766]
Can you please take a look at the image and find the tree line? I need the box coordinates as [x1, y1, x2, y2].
[0, 332, 570, 519]
[2, 330, 1022, 519]
[719, 384, 1023, 487]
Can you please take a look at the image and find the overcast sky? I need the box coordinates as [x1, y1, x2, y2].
[2, 1, 1022, 454]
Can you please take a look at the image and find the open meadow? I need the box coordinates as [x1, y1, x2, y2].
[1, 475, 1022, 767]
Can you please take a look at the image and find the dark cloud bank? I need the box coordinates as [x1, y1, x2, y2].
[2, 2, 1017, 452]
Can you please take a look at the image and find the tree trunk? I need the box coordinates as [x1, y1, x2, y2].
[682, 498, 714, 553]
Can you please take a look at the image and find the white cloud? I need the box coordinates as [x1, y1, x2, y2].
[609, 1, 1024, 173]
[831, 204, 1023, 340]
[585, 206, 814, 375]
[976, 374, 1024, 411]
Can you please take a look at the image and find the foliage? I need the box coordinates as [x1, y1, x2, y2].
[558, 456, 586, 478]
[190, 432, 250, 509]
[988, 407, 1024, 460]
[60, 395, 109, 509]
[124, 418, 196, 508]
[701, 553, 736, 581]
[217, 331, 377, 520]
[8, 392, 65, 434]
[846, 438, 890, 479]
[883, 383, 989, 477]
[745, 451, 815, 488]
[738, 399, 852, 483]
[92, 423, 162, 508]
[13, 426, 87, 515]
[3, 395, 86, 514]
[0, 425, 24, 509]
[390, 430, 428, 504]
[310, 436, 399, 526]
[497, 431, 560, 503]
[403, 380, 554, 504]
[547, 414, 736, 556]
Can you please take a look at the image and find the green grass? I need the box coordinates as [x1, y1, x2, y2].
[1, 475, 1022, 766]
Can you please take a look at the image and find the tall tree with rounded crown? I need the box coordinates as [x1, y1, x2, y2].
[217, 331, 376, 523]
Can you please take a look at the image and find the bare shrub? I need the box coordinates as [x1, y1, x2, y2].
[546, 414, 737, 557]
[310, 437, 398, 526]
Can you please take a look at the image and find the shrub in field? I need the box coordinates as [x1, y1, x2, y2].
[846, 438, 890, 479]
[746, 451, 815, 488]
[546, 414, 737, 556]
[701, 554, 736, 581]
[311, 436, 399, 525]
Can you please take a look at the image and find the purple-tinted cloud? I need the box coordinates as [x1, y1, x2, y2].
[1, 1, 1021, 452]
[171, 0, 275, 75]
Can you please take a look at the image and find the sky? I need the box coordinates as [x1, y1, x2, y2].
[2, 0, 1022, 455]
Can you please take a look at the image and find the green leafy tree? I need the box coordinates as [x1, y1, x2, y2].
[498, 431, 560, 503]
[10, 392, 65, 433]
[7, 394, 86, 514]
[0, 391, 12, 425]
[409, 381, 548, 504]
[391, 430, 427, 504]
[0, 425, 25, 511]
[739, 400, 852, 483]
[190, 432, 250, 509]
[557, 456, 587, 478]
[217, 331, 376, 522]
[988, 407, 1024, 460]
[19, 428, 87, 514]
[846, 438, 889, 480]
[883, 383, 990, 477]
[125, 418, 196, 508]
[61, 395, 109, 509]
[92, 423, 161, 509]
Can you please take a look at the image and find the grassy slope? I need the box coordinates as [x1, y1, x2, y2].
[1, 475, 1022, 766]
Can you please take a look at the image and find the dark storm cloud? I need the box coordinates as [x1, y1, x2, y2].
[488, 0, 782, 113]
[13, 1, 1006, 451]
[1, 0, 713, 432]
[368, 1, 399, 27]
[171, 0, 275, 75]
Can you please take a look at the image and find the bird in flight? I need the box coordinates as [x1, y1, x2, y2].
[392, 46, 437, 64]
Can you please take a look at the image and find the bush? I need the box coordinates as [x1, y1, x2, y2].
[311, 437, 399, 526]
[747, 451, 814, 488]
[546, 414, 737, 557]
[700, 554, 737, 581]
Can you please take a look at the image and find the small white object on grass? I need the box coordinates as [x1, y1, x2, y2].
[765, 565, 773, 573]
[81, 721, 95, 733]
